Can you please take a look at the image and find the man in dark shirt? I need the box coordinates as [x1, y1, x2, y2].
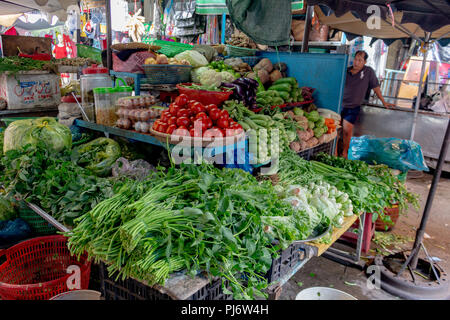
[339, 50, 395, 158]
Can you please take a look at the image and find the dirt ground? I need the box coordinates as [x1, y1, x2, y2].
[279, 171, 450, 300]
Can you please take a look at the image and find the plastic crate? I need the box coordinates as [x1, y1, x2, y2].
[147, 40, 194, 58]
[98, 262, 232, 300]
[142, 65, 193, 85]
[265, 243, 307, 283]
[17, 201, 57, 236]
[298, 138, 336, 161]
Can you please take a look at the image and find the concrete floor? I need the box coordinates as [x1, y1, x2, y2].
[279, 172, 450, 300]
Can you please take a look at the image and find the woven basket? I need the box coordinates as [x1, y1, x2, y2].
[111, 42, 161, 51]
[226, 45, 257, 57]
[143, 65, 192, 85]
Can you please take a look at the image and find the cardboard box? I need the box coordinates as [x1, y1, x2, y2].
[0, 71, 61, 110]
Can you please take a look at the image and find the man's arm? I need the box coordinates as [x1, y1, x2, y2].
[373, 86, 396, 108]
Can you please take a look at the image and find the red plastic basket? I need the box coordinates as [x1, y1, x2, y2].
[0, 235, 91, 300]
[176, 83, 233, 106]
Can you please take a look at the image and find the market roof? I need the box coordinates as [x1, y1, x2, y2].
[309, 0, 450, 45]
[0, 0, 77, 27]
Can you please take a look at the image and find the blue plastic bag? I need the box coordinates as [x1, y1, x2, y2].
[349, 135, 429, 172]
[0, 218, 32, 244]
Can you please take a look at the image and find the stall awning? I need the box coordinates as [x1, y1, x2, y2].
[0, 0, 78, 27]
[308, 0, 450, 33]
[196, 0, 304, 15]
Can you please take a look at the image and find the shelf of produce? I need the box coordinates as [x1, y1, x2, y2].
[74, 119, 165, 148]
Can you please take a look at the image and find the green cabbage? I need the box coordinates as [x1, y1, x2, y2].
[306, 110, 320, 122]
[3, 117, 72, 153]
[174, 50, 208, 68]
[71, 137, 121, 177]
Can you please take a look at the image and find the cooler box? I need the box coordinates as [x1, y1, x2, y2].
[0, 71, 61, 110]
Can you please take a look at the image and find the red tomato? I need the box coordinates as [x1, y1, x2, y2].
[173, 127, 190, 136]
[209, 108, 221, 121]
[204, 117, 213, 129]
[152, 121, 160, 131]
[190, 105, 202, 115]
[160, 110, 171, 123]
[159, 122, 168, 133]
[219, 109, 229, 119]
[195, 112, 208, 120]
[176, 116, 190, 127]
[169, 103, 181, 116]
[189, 116, 196, 123]
[217, 117, 229, 129]
[166, 124, 177, 134]
[168, 116, 178, 126]
[193, 119, 208, 132]
[177, 108, 190, 118]
[174, 94, 188, 106]
[187, 100, 198, 109]
[190, 128, 202, 137]
[205, 104, 217, 113]
[203, 127, 223, 138]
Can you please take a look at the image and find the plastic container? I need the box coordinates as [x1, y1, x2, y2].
[176, 83, 233, 106]
[50, 290, 102, 300]
[17, 201, 57, 236]
[295, 287, 357, 300]
[0, 235, 91, 300]
[58, 95, 82, 117]
[112, 78, 132, 106]
[94, 87, 116, 126]
[81, 64, 112, 122]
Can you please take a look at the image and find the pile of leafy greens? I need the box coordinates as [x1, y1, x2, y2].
[68, 163, 305, 300]
[0, 143, 121, 226]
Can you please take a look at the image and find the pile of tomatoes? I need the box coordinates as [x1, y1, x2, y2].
[152, 94, 243, 138]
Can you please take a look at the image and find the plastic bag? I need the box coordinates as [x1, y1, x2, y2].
[349, 135, 429, 172]
[111, 157, 157, 180]
[0, 218, 31, 244]
[72, 137, 122, 177]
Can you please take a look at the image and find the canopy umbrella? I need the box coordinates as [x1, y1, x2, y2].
[0, 0, 78, 27]
[307, 0, 450, 300]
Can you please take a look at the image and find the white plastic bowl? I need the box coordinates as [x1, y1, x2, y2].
[295, 287, 357, 300]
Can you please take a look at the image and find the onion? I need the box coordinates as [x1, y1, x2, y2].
[122, 118, 131, 129]
[140, 122, 150, 133]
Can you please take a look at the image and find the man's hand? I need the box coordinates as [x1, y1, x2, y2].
[383, 102, 396, 109]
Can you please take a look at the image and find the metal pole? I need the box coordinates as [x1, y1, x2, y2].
[410, 118, 450, 270]
[105, 0, 112, 71]
[409, 32, 431, 141]
[301, 5, 314, 53]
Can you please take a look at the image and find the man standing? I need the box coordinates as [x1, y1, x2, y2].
[339, 50, 395, 158]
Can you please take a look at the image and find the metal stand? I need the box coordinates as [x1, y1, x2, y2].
[321, 212, 367, 270]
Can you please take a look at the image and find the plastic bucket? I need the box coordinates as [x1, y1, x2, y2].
[295, 287, 357, 300]
[50, 290, 102, 300]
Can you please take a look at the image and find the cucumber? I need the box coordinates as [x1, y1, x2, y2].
[243, 117, 259, 130]
[268, 83, 292, 92]
[273, 77, 298, 86]
[277, 91, 290, 101]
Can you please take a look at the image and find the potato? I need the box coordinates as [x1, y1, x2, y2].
[299, 140, 308, 151]
[254, 58, 273, 73]
[269, 69, 283, 83]
[306, 137, 319, 148]
[156, 54, 169, 64]
[290, 141, 301, 152]
[306, 128, 314, 140]
[257, 69, 270, 84]
[284, 111, 295, 119]
[144, 57, 157, 65]
[294, 115, 307, 122]
[297, 129, 310, 141]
